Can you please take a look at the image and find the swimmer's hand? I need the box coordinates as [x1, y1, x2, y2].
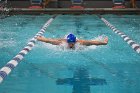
[36, 36, 45, 41]
[103, 37, 108, 45]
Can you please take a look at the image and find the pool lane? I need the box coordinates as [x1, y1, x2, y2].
[0, 15, 57, 84]
[0, 15, 140, 93]
[98, 15, 140, 54]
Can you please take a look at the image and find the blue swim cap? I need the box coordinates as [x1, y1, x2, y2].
[67, 34, 76, 43]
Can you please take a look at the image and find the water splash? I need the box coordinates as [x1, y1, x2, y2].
[92, 34, 107, 41]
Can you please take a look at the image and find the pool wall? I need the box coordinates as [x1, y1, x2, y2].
[6, 8, 140, 15]
[1, 0, 140, 15]
[5, 0, 140, 8]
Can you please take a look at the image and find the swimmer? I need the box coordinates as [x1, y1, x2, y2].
[36, 34, 108, 49]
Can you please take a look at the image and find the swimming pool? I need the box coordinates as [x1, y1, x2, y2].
[0, 14, 140, 93]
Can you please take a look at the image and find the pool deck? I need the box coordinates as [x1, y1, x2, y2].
[1, 8, 140, 15]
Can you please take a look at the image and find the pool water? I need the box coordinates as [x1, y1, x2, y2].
[0, 14, 140, 93]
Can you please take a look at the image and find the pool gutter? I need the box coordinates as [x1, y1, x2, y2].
[1, 8, 140, 15]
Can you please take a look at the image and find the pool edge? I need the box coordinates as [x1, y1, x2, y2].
[2, 8, 140, 15]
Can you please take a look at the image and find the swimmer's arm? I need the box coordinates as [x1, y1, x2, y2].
[78, 37, 108, 46]
[36, 36, 62, 45]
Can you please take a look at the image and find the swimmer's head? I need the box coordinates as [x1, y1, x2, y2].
[67, 34, 76, 48]
[67, 34, 76, 43]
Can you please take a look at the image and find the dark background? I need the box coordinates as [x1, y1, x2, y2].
[0, 0, 140, 8]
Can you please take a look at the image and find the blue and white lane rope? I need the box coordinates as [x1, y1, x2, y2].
[99, 16, 140, 54]
[0, 15, 57, 83]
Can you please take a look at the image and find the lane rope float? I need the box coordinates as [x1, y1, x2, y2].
[98, 15, 140, 54]
[0, 15, 57, 84]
